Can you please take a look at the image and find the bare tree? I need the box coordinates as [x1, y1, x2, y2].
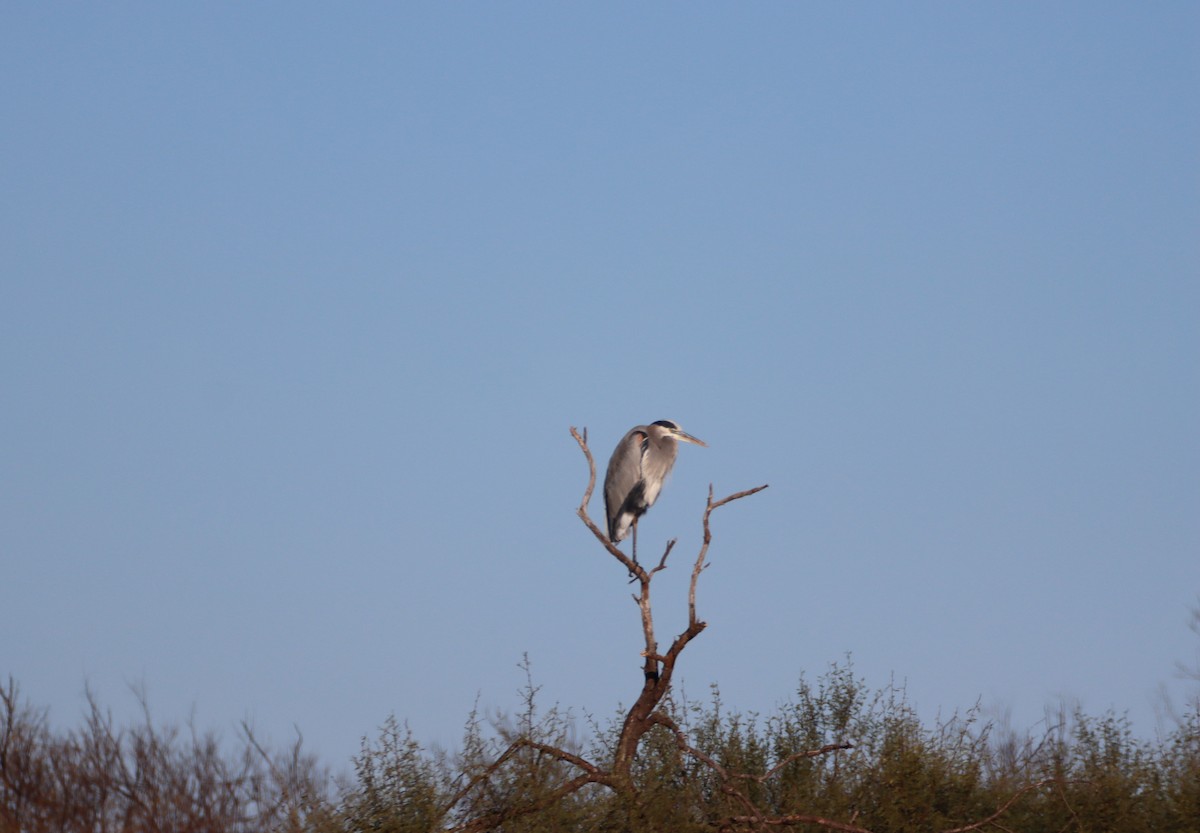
[440, 427, 808, 831]
[434, 427, 1069, 833]
[0, 678, 327, 833]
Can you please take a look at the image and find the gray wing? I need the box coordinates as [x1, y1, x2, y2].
[637, 434, 677, 511]
[604, 427, 648, 542]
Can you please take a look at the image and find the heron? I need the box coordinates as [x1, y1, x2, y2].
[604, 420, 707, 563]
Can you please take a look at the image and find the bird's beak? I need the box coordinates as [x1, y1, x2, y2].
[673, 429, 707, 447]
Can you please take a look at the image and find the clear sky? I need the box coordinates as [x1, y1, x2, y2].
[3, 3, 1198, 770]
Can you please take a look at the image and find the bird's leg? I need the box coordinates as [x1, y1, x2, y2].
[626, 518, 639, 582]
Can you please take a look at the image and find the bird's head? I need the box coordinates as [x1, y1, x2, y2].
[650, 420, 707, 447]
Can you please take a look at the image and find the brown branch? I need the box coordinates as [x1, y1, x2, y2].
[650, 710, 861, 832]
[635, 579, 659, 682]
[711, 483, 771, 511]
[570, 425, 775, 813]
[515, 739, 606, 780]
[691, 483, 769, 628]
[441, 725, 632, 832]
[448, 772, 601, 833]
[719, 771, 1058, 833]
[570, 426, 644, 580]
[648, 711, 763, 822]
[726, 813, 876, 832]
[650, 538, 677, 576]
[1054, 776, 1082, 833]
[648, 711, 724, 776]
[441, 739, 609, 820]
[733, 743, 853, 783]
[688, 487, 712, 629]
[937, 778, 1060, 833]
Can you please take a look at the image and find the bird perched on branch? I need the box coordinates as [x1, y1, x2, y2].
[604, 420, 706, 560]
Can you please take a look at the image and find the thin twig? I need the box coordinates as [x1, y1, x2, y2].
[690, 483, 769, 629]
[649, 711, 763, 821]
[570, 426, 643, 580]
[711, 483, 770, 511]
[937, 778, 1059, 833]
[733, 743, 854, 783]
[651, 538, 676, 576]
[448, 772, 603, 833]
[441, 737, 609, 821]
[726, 813, 876, 832]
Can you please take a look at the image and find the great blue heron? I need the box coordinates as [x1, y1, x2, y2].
[604, 420, 707, 561]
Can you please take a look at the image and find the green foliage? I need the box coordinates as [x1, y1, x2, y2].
[1163, 706, 1200, 831]
[5, 661, 1200, 832]
[328, 715, 444, 833]
[312, 657, 1200, 832]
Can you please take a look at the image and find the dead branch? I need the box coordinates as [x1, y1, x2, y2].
[649, 710, 858, 830]
[691, 483, 769, 629]
[650, 538, 677, 576]
[571, 426, 769, 785]
[570, 426, 643, 579]
[937, 778, 1060, 833]
[441, 733, 617, 833]
[648, 711, 763, 822]
[725, 813, 876, 832]
[448, 772, 599, 833]
[735, 743, 854, 784]
[441, 736, 611, 820]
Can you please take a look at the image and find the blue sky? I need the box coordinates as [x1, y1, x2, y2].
[3, 3, 1198, 769]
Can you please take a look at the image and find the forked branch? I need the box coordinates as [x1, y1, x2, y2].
[570, 426, 642, 578]
[442, 429, 1057, 833]
[443, 737, 613, 833]
[570, 426, 767, 782]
